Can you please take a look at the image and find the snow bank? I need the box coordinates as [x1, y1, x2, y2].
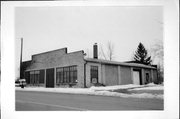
[94, 91, 163, 99]
[89, 84, 145, 91]
[130, 86, 163, 91]
[16, 84, 163, 100]
[16, 87, 92, 94]
[129, 84, 163, 91]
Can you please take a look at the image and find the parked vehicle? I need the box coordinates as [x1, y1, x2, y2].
[15, 80, 20, 87]
[15, 79, 26, 88]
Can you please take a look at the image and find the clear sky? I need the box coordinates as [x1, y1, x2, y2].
[15, 6, 163, 72]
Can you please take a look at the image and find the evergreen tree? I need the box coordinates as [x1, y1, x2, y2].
[134, 42, 152, 65]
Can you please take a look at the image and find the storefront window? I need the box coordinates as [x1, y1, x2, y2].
[30, 70, 40, 85]
[56, 66, 77, 84]
[56, 68, 63, 84]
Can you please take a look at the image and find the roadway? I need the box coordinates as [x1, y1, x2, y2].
[16, 91, 163, 111]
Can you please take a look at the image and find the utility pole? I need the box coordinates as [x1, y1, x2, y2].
[20, 38, 23, 79]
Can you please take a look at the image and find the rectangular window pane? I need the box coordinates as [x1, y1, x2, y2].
[91, 66, 98, 83]
[29, 70, 43, 85]
[57, 68, 63, 84]
[69, 66, 73, 83]
[34, 70, 39, 85]
[67, 67, 70, 83]
[35, 71, 40, 74]
[60, 69, 63, 83]
[56, 70, 59, 84]
[64, 67, 67, 83]
[56, 66, 77, 84]
[73, 66, 77, 83]
[30, 71, 34, 85]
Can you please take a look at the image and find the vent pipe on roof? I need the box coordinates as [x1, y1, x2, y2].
[93, 43, 98, 59]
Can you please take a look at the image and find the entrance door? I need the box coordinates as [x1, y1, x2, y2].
[145, 73, 150, 84]
[133, 71, 140, 85]
[46, 68, 54, 88]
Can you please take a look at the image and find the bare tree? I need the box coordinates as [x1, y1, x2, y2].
[107, 41, 114, 61]
[99, 41, 115, 61]
[151, 40, 163, 63]
[150, 40, 164, 84]
[85, 41, 115, 61]
[99, 45, 107, 60]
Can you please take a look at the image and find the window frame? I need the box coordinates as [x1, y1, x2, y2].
[90, 65, 98, 83]
[56, 65, 77, 85]
[30, 70, 40, 85]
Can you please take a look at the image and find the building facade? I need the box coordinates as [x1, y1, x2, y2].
[23, 44, 158, 88]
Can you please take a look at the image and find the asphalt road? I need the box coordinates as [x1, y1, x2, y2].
[16, 91, 163, 111]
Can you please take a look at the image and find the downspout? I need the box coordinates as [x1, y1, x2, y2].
[84, 60, 87, 88]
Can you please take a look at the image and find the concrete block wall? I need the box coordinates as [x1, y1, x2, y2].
[104, 65, 118, 86]
[28, 83, 45, 87]
[152, 69, 158, 83]
[28, 48, 67, 70]
[120, 66, 132, 85]
[26, 49, 85, 88]
[141, 68, 145, 85]
[85, 63, 158, 87]
[101, 64, 106, 85]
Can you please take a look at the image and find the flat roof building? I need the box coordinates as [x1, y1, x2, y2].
[22, 44, 158, 88]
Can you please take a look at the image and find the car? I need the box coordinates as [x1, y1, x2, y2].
[15, 79, 26, 87]
[15, 80, 20, 87]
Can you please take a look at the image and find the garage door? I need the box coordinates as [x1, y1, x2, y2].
[133, 71, 140, 85]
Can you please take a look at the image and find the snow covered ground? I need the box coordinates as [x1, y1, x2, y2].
[16, 83, 163, 100]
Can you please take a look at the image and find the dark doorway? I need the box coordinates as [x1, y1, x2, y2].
[46, 68, 54, 88]
[39, 70, 45, 84]
[145, 73, 150, 84]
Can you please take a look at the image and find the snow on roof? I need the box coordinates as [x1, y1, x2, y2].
[85, 58, 156, 69]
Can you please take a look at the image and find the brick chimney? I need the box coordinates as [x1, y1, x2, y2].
[93, 43, 98, 59]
